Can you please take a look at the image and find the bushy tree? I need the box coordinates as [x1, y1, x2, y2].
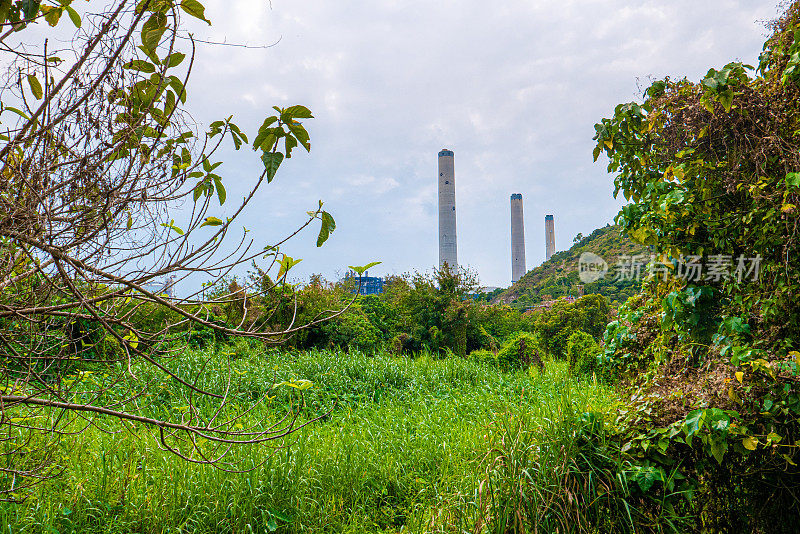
[529, 294, 612, 358]
[494, 332, 543, 371]
[566, 330, 599, 376]
[390, 264, 478, 356]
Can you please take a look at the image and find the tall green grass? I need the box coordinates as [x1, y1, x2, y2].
[1, 348, 619, 533]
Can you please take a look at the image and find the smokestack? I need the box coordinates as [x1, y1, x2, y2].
[438, 149, 457, 270]
[545, 214, 556, 260]
[510, 194, 526, 283]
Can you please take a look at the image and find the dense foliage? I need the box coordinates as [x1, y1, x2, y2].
[589, 3, 800, 531]
[9, 0, 800, 531]
[526, 294, 612, 359]
[202, 265, 615, 368]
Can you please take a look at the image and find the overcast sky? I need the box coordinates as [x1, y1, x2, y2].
[178, 0, 780, 288]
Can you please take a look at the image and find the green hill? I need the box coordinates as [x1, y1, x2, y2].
[495, 224, 648, 307]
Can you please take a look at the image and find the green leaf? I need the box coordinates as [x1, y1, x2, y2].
[27, 74, 42, 100]
[277, 255, 302, 279]
[261, 151, 283, 182]
[786, 172, 800, 189]
[193, 183, 205, 202]
[160, 219, 184, 235]
[287, 122, 311, 152]
[316, 210, 336, 247]
[22, 0, 39, 20]
[683, 409, 706, 438]
[137, 45, 161, 66]
[123, 60, 156, 73]
[200, 216, 223, 227]
[709, 436, 727, 464]
[3, 106, 30, 120]
[228, 122, 247, 149]
[633, 466, 660, 492]
[259, 133, 277, 153]
[141, 13, 167, 52]
[213, 176, 225, 205]
[742, 436, 758, 450]
[168, 76, 186, 103]
[283, 105, 313, 119]
[767, 431, 782, 444]
[252, 116, 278, 148]
[65, 5, 80, 27]
[717, 89, 734, 112]
[274, 379, 313, 390]
[126, 211, 133, 230]
[123, 330, 139, 349]
[268, 509, 292, 523]
[41, 5, 60, 26]
[165, 52, 185, 68]
[348, 261, 381, 275]
[284, 134, 298, 158]
[180, 0, 210, 24]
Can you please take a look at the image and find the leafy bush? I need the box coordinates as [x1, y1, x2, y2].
[566, 331, 599, 376]
[495, 332, 542, 371]
[321, 312, 383, 354]
[529, 294, 612, 358]
[589, 2, 800, 529]
[468, 348, 496, 364]
[391, 333, 418, 356]
[662, 286, 720, 349]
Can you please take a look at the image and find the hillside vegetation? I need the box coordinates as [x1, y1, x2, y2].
[496, 224, 647, 307]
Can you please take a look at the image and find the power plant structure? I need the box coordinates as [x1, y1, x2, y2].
[545, 214, 556, 260]
[510, 194, 526, 283]
[438, 149, 458, 270]
[435, 147, 557, 281]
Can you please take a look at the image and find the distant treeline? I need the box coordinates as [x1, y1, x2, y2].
[185, 265, 613, 367]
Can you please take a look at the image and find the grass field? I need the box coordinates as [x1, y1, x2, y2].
[1, 347, 620, 533]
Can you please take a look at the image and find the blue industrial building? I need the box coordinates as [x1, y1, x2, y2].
[344, 271, 384, 295]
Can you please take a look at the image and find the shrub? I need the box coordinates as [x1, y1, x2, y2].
[391, 333, 417, 356]
[495, 332, 543, 371]
[529, 294, 612, 359]
[320, 312, 383, 354]
[566, 330, 599, 376]
[468, 348, 496, 364]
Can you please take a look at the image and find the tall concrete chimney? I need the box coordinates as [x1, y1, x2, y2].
[438, 149, 457, 270]
[510, 194, 526, 283]
[545, 214, 556, 260]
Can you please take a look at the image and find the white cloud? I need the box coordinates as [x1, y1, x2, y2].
[177, 0, 779, 287]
